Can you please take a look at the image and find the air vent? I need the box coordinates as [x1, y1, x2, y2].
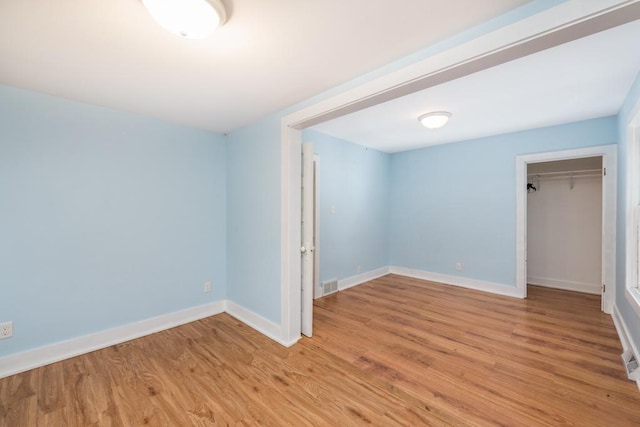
[321, 279, 338, 297]
[622, 349, 640, 381]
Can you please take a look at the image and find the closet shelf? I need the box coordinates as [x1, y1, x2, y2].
[527, 168, 601, 180]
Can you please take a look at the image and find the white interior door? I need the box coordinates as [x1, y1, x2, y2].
[301, 142, 314, 337]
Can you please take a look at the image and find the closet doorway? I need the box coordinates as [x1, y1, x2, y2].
[526, 157, 603, 298]
[516, 145, 616, 314]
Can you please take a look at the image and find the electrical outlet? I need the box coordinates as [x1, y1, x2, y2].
[0, 321, 13, 339]
[203, 281, 212, 293]
[455, 262, 463, 271]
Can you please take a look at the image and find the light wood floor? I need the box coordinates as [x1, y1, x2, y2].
[2, 275, 639, 426]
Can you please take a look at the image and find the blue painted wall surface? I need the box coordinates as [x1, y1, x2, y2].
[223, 0, 562, 327]
[617, 71, 640, 348]
[389, 117, 618, 286]
[303, 129, 390, 283]
[0, 85, 227, 356]
[226, 118, 282, 323]
[0, 0, 568, 353]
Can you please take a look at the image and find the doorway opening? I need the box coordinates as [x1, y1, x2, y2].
[526, 157, 603, 302]
[515, 145, 616, 313]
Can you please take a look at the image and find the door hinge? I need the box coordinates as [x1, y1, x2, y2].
[602, 283, 606, 293]
[603, 167, 606, 176]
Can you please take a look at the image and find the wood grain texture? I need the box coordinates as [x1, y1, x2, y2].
[1, 275, 639, 426]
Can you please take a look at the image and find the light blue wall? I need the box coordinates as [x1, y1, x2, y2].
[226, 118, 282, 323]
[303, 129, 390, 283]
[0, 84, 227, 356]
[0, 0, 602, 359]
[617, 71, 640, 348]
[389, 117, 618, 286]
[224, 1, 558, 323]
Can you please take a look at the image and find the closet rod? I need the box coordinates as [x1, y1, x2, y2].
[527, 168, 601, 179]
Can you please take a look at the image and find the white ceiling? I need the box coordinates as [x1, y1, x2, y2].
[0, 0, 531, 134]
[312, 19, 640, 153]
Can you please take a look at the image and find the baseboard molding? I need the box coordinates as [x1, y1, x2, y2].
[225, 301, 299, 348]
[0, 266, 530, 379]
[338, 266, 391, 291]
[0, 301, 226, 379]
[612, 305, 640, 390]
[389, 266, 523, 298]
[528, 276, 600, 295]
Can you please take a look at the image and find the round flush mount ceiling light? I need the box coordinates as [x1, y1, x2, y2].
[418, 111, 452, 129]
[142, 0, 227, 39]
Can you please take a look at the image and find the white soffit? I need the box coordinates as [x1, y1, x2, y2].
[311, 19, 640, 153]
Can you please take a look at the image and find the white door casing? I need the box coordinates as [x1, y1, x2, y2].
[313, 154, 320, 299]
[301, 142, 314, 337]
[515, 145, 617, 313]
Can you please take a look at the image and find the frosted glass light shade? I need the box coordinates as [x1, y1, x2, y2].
[142, 0, 226, 39]
[418, 111, 452, 129]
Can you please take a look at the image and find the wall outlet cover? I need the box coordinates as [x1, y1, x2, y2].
[0, 321, 13, 339]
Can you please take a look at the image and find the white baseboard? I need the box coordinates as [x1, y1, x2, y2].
[225, 301, 299, 348]
[338, 266, 391, 291]
[0, 266, 570, 379]
[389, 266, 523, 298]
[0, 299, 302, 379]
[528, 276, 600, 295]
[0, 301, 226, 379]
[612, 305, 640, 390]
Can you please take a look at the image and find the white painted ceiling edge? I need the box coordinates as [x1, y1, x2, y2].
[279, 0, 640, 344]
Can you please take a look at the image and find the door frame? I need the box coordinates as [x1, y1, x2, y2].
[301, 142, 314, 337]
[515, 145, 617, 313]
[313, 154, 320, 299]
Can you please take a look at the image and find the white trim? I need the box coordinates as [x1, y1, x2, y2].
[313, 154, 321, 299]
[338, 267, 391, 291]
[301, 142, 314, 337]
[226, 301, 299, 348]
[280, 2, 638, 340]
[527, 276, 601, 295]
[0, 298, 305, 379]
[389, 266, 522, 298]
[613, 304, 638, 355]
[627, 288, 640, 318]
[516, 144, 617, 313]
[624, 101, 640, 317]
[612, 304, 640, 389]
[280, 124, 302, 345]
[0, 301, 226, 379]
[516, 156, 529, 299]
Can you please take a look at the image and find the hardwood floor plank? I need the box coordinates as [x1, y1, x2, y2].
[313, 275, 640, 426]
[2, 274, 639, 426]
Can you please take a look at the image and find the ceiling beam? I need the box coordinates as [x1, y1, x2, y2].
[292, 1, 640, 129]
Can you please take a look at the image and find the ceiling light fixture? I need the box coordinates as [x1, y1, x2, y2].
[418, 111, 452, 129]
[142, 0, 227, 39]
